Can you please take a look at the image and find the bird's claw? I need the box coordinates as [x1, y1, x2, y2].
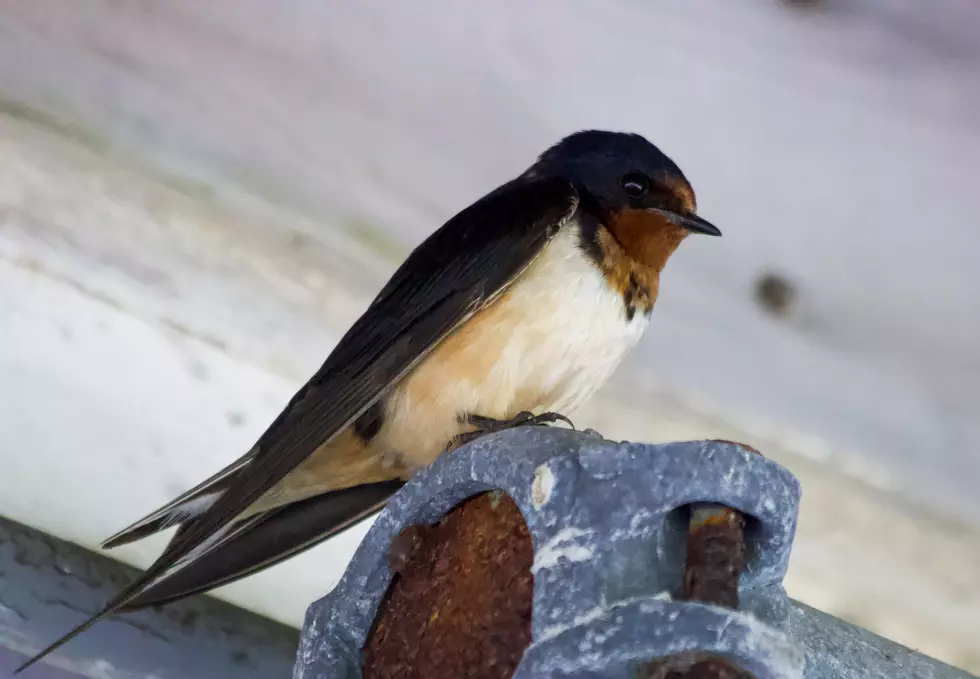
[466, 410, 575, 434]
[467, 410, 575, 432]
[523, 411, 576, 429]
[446, 411, 576, 453]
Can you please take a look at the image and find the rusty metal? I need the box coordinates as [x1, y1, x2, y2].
[647, 503, 753, 679]
[642, 441, 760, 679]
[683, 505, 747, 608]
[386, 523, 429, 575]
[639, 652, 757, 679]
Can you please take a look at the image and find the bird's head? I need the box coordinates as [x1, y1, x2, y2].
[528, 130, 720, 272]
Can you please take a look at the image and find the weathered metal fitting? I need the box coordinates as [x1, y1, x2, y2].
[295, 428, 803, 679]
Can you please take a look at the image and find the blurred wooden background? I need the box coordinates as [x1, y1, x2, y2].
[0, 0, 978, 671]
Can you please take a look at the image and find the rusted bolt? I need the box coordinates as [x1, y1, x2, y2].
[639, 653, 757, 679]
[683, 505, 746, 609]
[641, 443, 760, 678]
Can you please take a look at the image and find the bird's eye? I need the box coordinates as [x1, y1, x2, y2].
[620, 172, 650, 197]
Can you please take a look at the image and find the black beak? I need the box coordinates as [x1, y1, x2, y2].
[648, 208, 722, 236]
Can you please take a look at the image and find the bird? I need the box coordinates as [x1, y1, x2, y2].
[18, 129, 720, 672]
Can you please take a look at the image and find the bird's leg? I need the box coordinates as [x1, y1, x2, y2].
[446, 411, 575, 452]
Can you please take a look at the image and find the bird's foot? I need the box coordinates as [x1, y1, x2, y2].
[467, 410, 574, 431]
[446, 411, 575, 452]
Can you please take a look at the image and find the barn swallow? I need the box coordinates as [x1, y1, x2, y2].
[18, 129, 720, 672]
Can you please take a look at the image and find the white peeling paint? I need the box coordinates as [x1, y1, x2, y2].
[535, 596, 646, 644]
[531, 464, 555, 510]
[532, 527, 596, 574]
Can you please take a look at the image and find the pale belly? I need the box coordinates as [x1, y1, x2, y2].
[376, 225, 652, 469]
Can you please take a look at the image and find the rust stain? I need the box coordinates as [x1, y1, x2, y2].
[691, 507, 744, 529]
[639, 653, 756, 679]
[708, 439, 763, 457]
[387, 524, 428, 576]
[683, 506, 746, 609]
[364, 492, 533, 679]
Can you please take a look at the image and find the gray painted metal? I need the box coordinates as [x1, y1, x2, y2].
[0, 515, 299, 679]
[786, 602, 975, 679]
[295, 429, 975, 679]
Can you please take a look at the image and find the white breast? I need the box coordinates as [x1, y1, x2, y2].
[382, 221, 652, 466]
[492, 223, 650, 414]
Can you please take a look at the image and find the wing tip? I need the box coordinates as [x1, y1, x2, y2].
[120, 481, 405, 612]
[101, 522, 158, 550]
[102, 491, 222, 549]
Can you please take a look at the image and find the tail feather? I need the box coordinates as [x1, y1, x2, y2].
[15, 480, 402, 673]
[101, 455, 253, 549]
[122, 480, 403, 610]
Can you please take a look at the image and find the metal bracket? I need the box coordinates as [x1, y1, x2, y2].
[296, 428, 805, 678]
